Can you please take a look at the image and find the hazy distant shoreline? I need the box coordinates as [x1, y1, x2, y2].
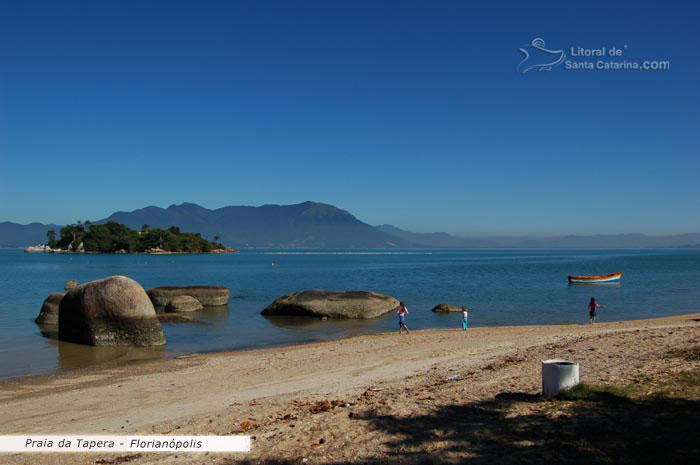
[23, 247, 238, 255]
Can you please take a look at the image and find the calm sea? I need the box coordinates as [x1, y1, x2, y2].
[1, 248, 699, 379]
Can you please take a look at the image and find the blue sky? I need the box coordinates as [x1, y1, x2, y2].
[1, 0, 698, 235]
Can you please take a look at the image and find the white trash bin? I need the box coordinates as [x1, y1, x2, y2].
[542, 359, 579, 397]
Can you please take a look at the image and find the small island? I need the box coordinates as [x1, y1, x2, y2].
[25, 221, 237, 254]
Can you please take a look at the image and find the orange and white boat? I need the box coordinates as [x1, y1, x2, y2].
[567, 272, 622, 284]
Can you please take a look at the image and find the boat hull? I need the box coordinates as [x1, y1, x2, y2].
[567, 272, 622, 284]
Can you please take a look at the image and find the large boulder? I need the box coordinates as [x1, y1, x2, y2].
[35, 292, 65, 325]
[64, 280, 79, 290]
[59, 276, 166, 347]
[261, 290, 399, 319]
[146, 286, 230, 307]
[432, 303, 462, 313]
[165, 295, 203, 313]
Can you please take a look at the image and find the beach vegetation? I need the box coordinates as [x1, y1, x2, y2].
[555, 383, 635, 403]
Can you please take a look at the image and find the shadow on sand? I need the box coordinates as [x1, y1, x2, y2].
[228, 389, 700, 464]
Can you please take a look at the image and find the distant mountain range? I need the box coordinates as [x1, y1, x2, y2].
[2, 201, 700, 249]
[100, 201, 410, 248]
[0, 221, 64, 249]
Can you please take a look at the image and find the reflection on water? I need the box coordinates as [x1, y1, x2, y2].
[56, 341, 165, 370]
[568, 282, 622, 287]
[35, 323, 169, 371]
[194, 305, 230, 324]
[262, 313, 391, 332]
[155, 304, 231, 325]
[33, 305, 229, 372]
[260, 313, 398, 343]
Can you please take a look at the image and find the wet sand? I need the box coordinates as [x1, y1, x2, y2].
[1, 313, 698, 464]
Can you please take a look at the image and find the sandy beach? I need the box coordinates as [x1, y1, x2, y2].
[1, 313, 699, 464]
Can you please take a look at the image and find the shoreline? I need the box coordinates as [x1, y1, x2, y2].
[23, 248, 239, 255]
[3, 310, 698, 383]
[2, 312, 698, 405]
[13, 246, 700, 252]
[0, 312, 698, 463]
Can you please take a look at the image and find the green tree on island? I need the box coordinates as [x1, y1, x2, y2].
[56, 221, 85, 251]
[48, 222, 227, 253]
[46, 230, 56, 248]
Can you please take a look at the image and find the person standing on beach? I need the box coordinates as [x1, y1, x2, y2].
[461, 306, 469, 331]
[397, 302, 409, 334]
[588, 297, 602, 324]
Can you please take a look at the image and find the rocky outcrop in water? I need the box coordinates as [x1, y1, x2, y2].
[146, 286, 230, 307]
[261, 290, 399, 319]
[35, 292, 65, 325]
[165, 295, 204, 313]
[24, 244, 58, 253]
[59, 276, 166, 347]
[432, 304, 462, 313]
